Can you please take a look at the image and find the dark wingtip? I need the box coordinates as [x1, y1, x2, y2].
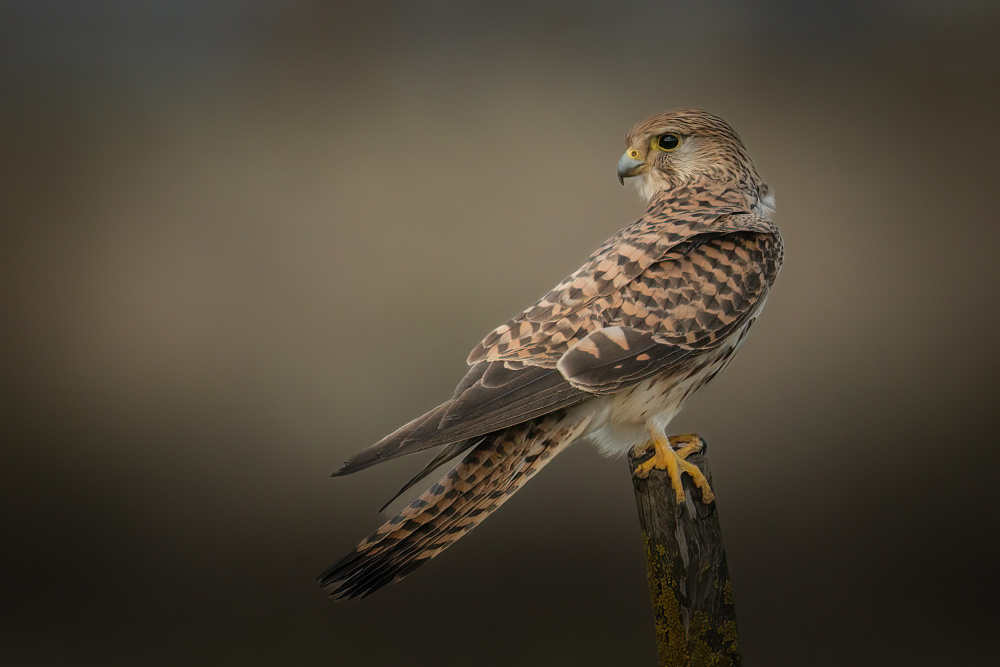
[377, 496, 398, 514]
[327, 401, 458, 481]
[377, 438, 479, 512]
[376, 477, 413, 512]
[330, 459, 358, 477]
[329, 452, 383, 478]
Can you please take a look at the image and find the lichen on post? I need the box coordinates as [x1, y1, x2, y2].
[629, 443, 741, 666]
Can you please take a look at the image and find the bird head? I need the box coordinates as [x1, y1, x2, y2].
[617, 108, 771, 209]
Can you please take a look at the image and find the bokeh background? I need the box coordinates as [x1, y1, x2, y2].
[3, 2, 1000, 665]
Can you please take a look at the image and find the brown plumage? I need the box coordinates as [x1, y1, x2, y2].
[319, 109, 783, 600]
[320, 411, 592, 599]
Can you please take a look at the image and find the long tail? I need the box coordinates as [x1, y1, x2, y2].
[318, 409, 592, 600]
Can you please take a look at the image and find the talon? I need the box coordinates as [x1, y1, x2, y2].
[668, 433, 706, 460]
[632, 434, 714, 504]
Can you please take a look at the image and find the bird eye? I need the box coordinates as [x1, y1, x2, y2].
[655, 134, 680, 151]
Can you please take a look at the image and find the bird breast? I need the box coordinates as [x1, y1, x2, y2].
[574, 323, 753, 457]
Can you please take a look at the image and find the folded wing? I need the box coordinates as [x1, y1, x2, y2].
[334, 200, 782, 483]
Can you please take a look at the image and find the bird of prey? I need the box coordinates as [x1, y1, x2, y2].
[319, 108, 783, 600]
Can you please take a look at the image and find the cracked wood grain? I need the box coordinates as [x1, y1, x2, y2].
[629, 445, 741, 666]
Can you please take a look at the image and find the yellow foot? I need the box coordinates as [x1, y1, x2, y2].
[633, 433, 715, 504]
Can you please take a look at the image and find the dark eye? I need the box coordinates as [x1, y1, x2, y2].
[657, 134, 680, 151]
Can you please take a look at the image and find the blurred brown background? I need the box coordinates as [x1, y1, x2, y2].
[3, 2, 999, 665]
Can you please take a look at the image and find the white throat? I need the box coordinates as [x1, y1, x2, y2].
[627, 172, 669, 202]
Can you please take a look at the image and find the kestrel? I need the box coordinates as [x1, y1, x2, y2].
[319, 109, 783, 600]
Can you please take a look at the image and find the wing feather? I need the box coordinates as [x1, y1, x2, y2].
[333, 364, 588, 476]
[335, 185, 782, 478]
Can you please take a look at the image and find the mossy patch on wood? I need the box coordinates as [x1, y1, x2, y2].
[632, 448, 742, 666]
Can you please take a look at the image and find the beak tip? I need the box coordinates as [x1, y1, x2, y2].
[618, 174, 624, 185]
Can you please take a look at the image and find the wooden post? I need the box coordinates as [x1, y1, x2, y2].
[628, 443, 741, 667]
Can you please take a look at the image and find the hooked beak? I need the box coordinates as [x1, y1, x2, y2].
[617, 149, 646, 185]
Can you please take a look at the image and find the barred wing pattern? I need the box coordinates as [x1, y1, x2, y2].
[334, 183, 781, 478]
[319, 410, 593, 599]
[468, 184, 778, 368]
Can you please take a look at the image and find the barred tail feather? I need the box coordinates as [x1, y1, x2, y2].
[318, 409, 592, 600]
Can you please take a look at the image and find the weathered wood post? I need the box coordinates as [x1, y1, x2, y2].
[628, 443, 741, 666]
